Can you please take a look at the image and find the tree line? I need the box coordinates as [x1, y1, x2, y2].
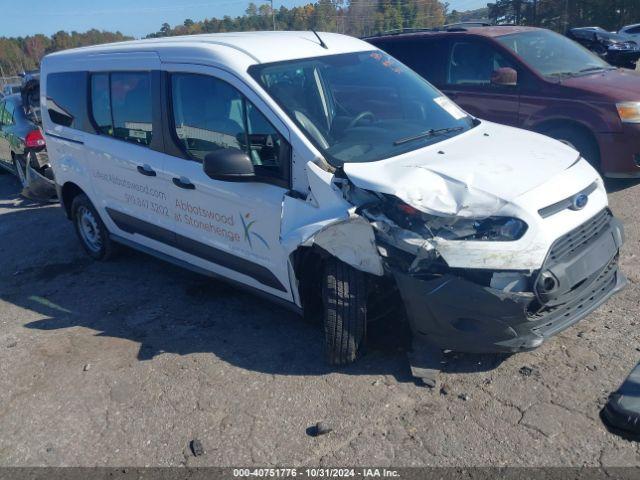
[145, 0, 446, 40]
[0, 30, 131, 78]
[1, 0, 638, 77]
[487, 0, 640, 32]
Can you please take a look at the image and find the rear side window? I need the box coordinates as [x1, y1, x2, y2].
[90, 72, 153, 147]
[46, 72, 86, 128]
[447, 41, 515, 86]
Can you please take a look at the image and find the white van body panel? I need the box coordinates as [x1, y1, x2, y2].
[41, 31, 621, 348]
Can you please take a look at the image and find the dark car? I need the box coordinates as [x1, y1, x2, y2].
[0, 92, 56, 200]
[567, 27, 640, 69]
[368, 26, 640, 177]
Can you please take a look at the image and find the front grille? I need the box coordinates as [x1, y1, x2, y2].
[529, 255, 618, 336]
[547, 209, 612, 265]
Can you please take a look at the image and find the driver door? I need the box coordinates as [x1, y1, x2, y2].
[161, 64, 294, 301]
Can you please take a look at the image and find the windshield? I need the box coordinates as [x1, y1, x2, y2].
[496, 30, 611, 78]
[250, 51, 475, 165]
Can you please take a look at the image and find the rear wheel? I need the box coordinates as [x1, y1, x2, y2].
[71, 194, 116, 260]
[322, 257, 367, 366]
[546, 125, 600, 171]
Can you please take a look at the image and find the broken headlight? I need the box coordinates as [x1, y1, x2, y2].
[385, 197, 527, 242]
[433, 216, 528, 241]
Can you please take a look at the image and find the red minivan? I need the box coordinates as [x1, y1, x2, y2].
[369, 26, 640, 177]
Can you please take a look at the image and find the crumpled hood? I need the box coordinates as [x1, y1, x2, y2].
[343, 121, 579, 218]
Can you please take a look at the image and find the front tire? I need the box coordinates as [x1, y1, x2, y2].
[71, 194, 116, 260]
[322, 257, 367, 366]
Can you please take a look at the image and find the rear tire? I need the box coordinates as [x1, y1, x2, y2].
[322, 257, 367, 366]
[71, 194, 116, 261]
[546, 125, 600, 171]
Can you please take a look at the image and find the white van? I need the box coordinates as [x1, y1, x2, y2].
[41, 32, 625, 375]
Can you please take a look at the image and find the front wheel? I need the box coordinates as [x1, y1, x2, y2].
[71, 194, 116, 261]
[322, 257, 367, 366]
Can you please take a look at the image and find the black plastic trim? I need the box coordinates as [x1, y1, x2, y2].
[105, 207, 287, 292]
[45, 132, 84, 145]
[538, 182, 598, 218]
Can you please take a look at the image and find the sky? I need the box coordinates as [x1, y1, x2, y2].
[0, 0, 487, 38]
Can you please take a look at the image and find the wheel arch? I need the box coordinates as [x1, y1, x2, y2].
[532, 118, 601, 164]
[60, 181, 86, 219]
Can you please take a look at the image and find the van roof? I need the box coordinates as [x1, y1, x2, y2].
[43, 31, 373, 70]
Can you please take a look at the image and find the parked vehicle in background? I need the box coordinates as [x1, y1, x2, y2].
[41, 32, 625, 380]
[369, 25, 640, 177]
[2, 83, 21, 98]
[619, 23, 640, 41]
[567, 27, 640, 69]
[0, 77, 56, 200]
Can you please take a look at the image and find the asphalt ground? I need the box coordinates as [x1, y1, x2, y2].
[0, 171, 639, 466]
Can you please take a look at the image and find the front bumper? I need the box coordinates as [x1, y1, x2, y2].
[394, 210, 626, 353]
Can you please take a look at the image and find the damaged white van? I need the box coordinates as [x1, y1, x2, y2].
[41, 32, 625, 374]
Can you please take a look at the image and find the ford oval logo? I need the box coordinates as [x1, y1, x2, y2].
[571, 193, 589, 210]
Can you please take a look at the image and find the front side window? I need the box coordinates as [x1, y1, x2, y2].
[89, 72, 153, 146]
[250, 51, 474, 166]
[46, 72, 86, 128]
[447, 41, 516, 86]
[497, 30, 610, 78]
[170, 73, 289, 178]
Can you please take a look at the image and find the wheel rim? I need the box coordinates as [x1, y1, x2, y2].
[77, 206, 102, 253]
[14, 156, 27, 187]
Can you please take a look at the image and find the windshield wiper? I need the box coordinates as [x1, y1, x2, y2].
[578, 66, 616, 73]
[393, 126, 464, 146]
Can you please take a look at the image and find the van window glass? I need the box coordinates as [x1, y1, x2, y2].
[447, 41, 515, 86]
[171, 74, 244, 159]
[46, 72, 86, 128]
[91, 73, 112, 135]
[251, 51, 474, 166]
[497, 29, 610, 78]
[110, 72, 152, 146]
[170, 73, 289, 175]
[382, 39, 449, 85]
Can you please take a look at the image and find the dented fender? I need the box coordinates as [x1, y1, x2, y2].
[281, 161, 384, 276]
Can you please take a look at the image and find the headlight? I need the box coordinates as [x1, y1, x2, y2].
[608, 42, 629, 51]
[386, 198, 528, 242]
[434, 217, 528, 242]
[616, 102, 640, 123]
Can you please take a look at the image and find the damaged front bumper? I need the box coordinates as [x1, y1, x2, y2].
[393, 210, 627, 353]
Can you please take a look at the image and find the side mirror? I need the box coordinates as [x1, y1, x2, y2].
[491, 67, 518, 87]
[203, 148, 255, 182]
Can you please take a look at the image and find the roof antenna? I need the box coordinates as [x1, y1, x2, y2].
[312, 30, 328, 49]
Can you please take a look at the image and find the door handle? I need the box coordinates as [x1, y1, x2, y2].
[172, 177, 195, 190]
[137, 164, 156, 176]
